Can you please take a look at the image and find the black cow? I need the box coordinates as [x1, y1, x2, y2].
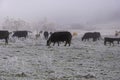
[47, 31, 72, 46]
[12, 31, 28, 38]
[82, 32, 101, 41]
[44, 31, 49, 40]
[104, 37, 120, 46]
[0, 30, 9, 44]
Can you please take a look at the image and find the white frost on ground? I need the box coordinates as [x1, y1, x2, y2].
[0, 34, 120, 80]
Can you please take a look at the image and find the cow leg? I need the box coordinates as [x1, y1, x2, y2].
[57, 42, 59, 46]
[110, 42, 114, 46]
[104, 41, 106, 45]
[68, 40, 71, 46]
[53, 42, 55, 46]
[64, 41, 67, 46]
[117, 41, 119, 44]
[68, 42, 71, 46]
[5, 38, 8, 45]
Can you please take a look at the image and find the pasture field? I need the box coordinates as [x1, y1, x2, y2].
[0, 35, 120, 80]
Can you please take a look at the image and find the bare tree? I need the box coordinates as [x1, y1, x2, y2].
[2, 17, 30, 31]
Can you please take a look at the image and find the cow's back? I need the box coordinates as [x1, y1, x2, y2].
[13, 31, 28, 38]
[50, 31, 72, 41]
[82, 32, 92, 40]
[0, 31, 9, 39]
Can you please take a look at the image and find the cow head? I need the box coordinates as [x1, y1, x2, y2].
[46, 39, 51, 46]
[82, 37, 84, 41]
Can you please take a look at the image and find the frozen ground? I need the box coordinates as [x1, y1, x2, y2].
[0, 35, 120, 80]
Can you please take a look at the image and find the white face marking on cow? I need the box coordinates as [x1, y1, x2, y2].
[47, 40, 51, 46]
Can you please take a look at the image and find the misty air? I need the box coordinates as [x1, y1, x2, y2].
[0, 0, 120, 80]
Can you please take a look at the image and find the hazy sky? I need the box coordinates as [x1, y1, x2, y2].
[0, 0, 120, 25]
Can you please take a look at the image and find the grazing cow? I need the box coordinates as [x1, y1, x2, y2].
[44, 31, 49, 40]
[104, 37, 120, 46]
[82, 32, 101, 41]
[0, 30, 9, 44]
[12, 31, 28, 38]
[47, 31, 72, 46]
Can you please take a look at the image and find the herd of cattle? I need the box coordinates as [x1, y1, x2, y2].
[0, 30, 120, 46]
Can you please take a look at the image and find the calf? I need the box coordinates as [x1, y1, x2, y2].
[104, 37, 120, 46]
[0, 30, 9, 44]
[47, 31, 72, 46]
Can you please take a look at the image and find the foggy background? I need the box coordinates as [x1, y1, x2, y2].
[0, 0, 120, 32]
